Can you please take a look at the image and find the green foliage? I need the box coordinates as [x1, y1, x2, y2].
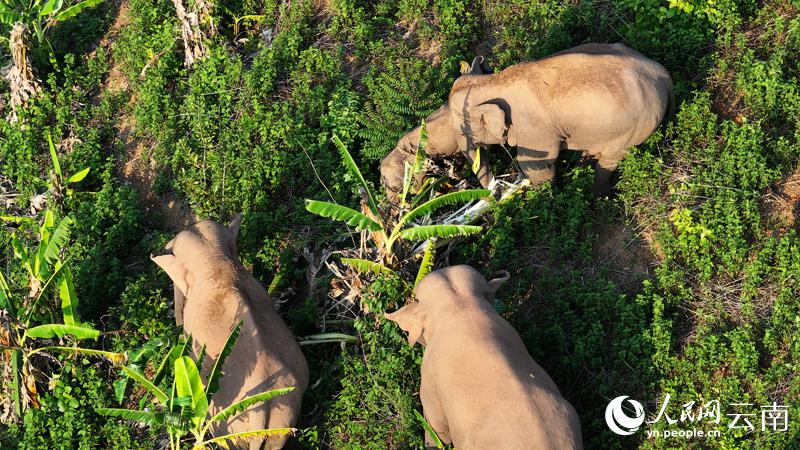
[305, 199, 382, 232]
[108, 273, 175, 352]
[1, 207, 124, 419]
[323, 275, 425, 449]
[0, 44, 144, 443]
[4, 360, 151, 450]
[304, 137, 488, 258]
[4, 0, 800, 448]
[358, 61, 452, 161]
[341, 257, 398, 276]
[610, 7, 800, 445]
[413, 243, 435, 290]
[0, 0, 104, 67]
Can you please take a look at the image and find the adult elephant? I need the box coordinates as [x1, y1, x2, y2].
[380, 43, 673, 196]
[152, 216, 308, 450]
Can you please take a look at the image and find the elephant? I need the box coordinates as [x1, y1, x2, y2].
[152, 216, 308, 450]
[385, 265, 583, 449]
[380, 43, 673, 197]
[460, 55, 493, 76]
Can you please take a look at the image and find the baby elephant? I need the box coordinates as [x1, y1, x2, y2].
[381, 43, 673, 196]
[152, 216, 308, 450]
[385, 265, 582, 449]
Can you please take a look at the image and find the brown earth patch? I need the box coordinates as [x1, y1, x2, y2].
[592, 220, 659, 294]
[708, 67, 748, 124]
[707, 42, 749, 124]
[761, 168, 800, 234]
[99, 1, 131, 93]
[95, 1, 194, 231]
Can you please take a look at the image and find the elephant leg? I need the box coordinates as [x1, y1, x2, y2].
[463, 146, 494, 188]
[420, 383, 451, 447]
[214, 404, 269, 450]
[263, 387, 303, 449]
[593, 150, 625, 194]
[515, 138, 561, 187]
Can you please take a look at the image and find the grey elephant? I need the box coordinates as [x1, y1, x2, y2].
[385, 265, 583, 449]
[152, 216, 308, 450]
[380, 43, 673, 196]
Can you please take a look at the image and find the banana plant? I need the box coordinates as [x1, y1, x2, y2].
[230, 13, 265, 40]
[341, 237, 435, 291]
[0, 0, 104, 64]
[0, 209, 124, 421]
[98, 322, 296, 450]
[414, 409, 449, 449]
[305, 134, 490, 263]
[0, 0, 104, 119]
[45, 131, 90, 205]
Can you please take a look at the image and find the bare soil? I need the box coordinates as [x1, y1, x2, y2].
[762, 167, 800, 233]
[95, 1, 194, 231]
[592, 220, 658, 294]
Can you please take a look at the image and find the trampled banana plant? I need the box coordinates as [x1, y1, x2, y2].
[304, 132, 491, 266]
[171, 0, 215, 67]
[0, 209, 124, 422]
[0, 0, 104, 120]
[98, 322, 296, 450]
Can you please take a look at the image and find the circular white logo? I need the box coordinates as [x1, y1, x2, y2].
[605, 396, 645, 435]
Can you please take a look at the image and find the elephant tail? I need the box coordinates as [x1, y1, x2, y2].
[665, 76, 676, 118]
[667, 87, 676, 117]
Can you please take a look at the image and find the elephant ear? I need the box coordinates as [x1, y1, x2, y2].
[506, 123, 518, 147]
[228, 214, 242, 239]
[471, 103, 508, 145]
[384, 302, 426, 346]
[151, 253, 190, 298]
[226, 214, 243, 257]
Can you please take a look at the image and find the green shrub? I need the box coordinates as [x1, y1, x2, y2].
[5, 360, 150, 450]
[5, 0, 800, 448]
[323, 275, 424, 449]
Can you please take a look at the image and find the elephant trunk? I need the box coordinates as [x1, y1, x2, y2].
[380, 128, 422, 195]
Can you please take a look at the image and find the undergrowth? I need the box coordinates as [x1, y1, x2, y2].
[2, 0, 800, 448]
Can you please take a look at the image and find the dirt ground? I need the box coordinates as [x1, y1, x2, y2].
[762, 168, 800, 233]
[592, 220, 658, 294]
[95, 1, 194, 231]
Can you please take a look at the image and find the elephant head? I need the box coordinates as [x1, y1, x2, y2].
[384, 265, 509, 346]
[380, 74, 512, 197]
[380, 105, 460, 197]
[151, 215, 241, 300]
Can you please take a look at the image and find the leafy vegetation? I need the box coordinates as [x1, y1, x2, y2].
[305, 135, 487, 262]
[2, 0, 800, 448]
[0, 0, 104, 120]
[1, 160, 124, 421]
[98, 322, 295, 449]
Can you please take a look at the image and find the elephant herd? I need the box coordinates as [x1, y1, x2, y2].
[152, 43, 673, 449]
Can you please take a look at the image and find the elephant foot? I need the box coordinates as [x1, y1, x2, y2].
[590, 178, 614, 196]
